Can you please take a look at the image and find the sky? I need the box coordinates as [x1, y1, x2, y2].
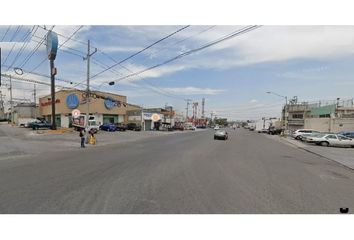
[1, 25, 354, 121]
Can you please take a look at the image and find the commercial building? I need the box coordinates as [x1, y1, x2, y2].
[127, 107, 175, 131]
[282, 98, 354, 132]
[39, 89, 140, 128]
[13, 102, 39, 126]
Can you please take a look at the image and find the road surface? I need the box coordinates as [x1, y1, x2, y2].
[1, 129, 354, 213]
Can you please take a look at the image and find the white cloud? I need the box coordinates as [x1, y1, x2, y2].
[250, 99, 258, 103]
[161, 87, 225, 95]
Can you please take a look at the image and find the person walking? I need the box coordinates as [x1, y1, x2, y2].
[79, 129, 85, 148]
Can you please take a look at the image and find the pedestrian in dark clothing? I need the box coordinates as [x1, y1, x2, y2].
[79, 129, 85, 148]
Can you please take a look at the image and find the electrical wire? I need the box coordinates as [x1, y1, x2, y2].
[6, 26, 36, 71]
[2, 25, 23, 65]
[89, 25, 191, 80]
[19, 25, 55, 68]
[26, 25, 84, 75]
[105, 25, 260, 85]
[126, 25, 217, 69]
[1, 26, 11, 41]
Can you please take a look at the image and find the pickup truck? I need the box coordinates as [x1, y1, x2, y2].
[31, 120, 52, 130]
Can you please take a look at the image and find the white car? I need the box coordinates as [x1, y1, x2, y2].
[309, 134, 354, 147]
[214, 125, 220, 130]
[292, 129, 320, 140]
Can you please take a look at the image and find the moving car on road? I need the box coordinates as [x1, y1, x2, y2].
[214, 125, 220, 130]
[214, 130, 228, 140]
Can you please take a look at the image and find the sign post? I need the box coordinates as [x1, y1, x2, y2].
[46, 31, 58, 130]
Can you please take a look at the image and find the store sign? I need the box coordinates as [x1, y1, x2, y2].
[41, 99, 60, 107]
[104, 97, 122, 109]
[143, 113, 163, 121]
[66, 94, 79, 109]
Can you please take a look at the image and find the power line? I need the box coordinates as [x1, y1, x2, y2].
[89, 25, 191, 80]
[19, 25, 55, 68]
[1, 26, 11, 41]
[126, 25, 217, 69]
[104, 25, 260, 85]
[26, 25, 83, 75]
[2, 26, 23, 65]
[6, 26, 36, 71]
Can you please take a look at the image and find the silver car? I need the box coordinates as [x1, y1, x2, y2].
[310, 134, 354, 147]
[214, 130, 228, 140]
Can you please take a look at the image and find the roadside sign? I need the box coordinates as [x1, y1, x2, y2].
[151, 113, 161, 122]
[72, 109, 81, 118]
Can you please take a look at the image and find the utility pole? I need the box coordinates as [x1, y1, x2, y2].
[0, 47, 2, 87]
[0, 90, 4, 117]
[84, 40, 97, 136]
[185, 99, 191, 121]
[201, 98, 205, 119]
[9, 75, 13, 124]
[33, 84, 37, 119]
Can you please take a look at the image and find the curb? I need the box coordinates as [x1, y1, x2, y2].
[280, 137, 354, 171]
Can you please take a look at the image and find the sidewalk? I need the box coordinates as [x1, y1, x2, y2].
[0, 124, 204, 160]
[263, 133, 354, 170]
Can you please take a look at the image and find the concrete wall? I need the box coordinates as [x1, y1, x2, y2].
[305, 118, 354, 133]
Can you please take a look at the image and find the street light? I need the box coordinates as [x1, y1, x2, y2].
[266, 91, 288, 130]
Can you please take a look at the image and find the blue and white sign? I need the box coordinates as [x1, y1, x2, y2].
[46, 31, 59, 60]
[66, 94, 79, 109]
[104, 97, 117, 109]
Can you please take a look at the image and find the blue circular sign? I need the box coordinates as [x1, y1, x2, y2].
[66, 94, 79, 109]
[46, 31, 58, 60]
[104, 97, 115, 109]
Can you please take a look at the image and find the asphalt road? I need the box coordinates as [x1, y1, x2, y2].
[1, 128, 354, 213]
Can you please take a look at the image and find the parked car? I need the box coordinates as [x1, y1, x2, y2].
[249, 126, 255, 131]
[31, 120, 52, 130]
[26, 119, 43, 128]
[258, 129, 268, 133]
[214, 130, 228, 140]
[310, 134, 354, 147]
[100, 123, 117, 132]
[214, 125, 220, 130]
[337, 131, 354, 139]
[127, 123, 142, 131]
[302, 133, 328, 143]
[172, 125, 184, 131]
[292, 129, 320, 140]
[186, 125, 196, 130]
[115, 123, 127, 131]
[268, 127, 282, 135]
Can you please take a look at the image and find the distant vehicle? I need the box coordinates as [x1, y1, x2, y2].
[18, 118, 37, 127]
[72, 115, 100, 133]
[249, 126, 255, 131]
[214, 130, 228, 140]
[310, 134, 354, 147]
[186, 125, 196, 130]
[268, 126, 282, 135]
[214, 125, 220, 130]
[127, 123, 142, 131]
[292, 129, 320, 140]
[100, 123, 117, 132]
[115, 123, 127, 131]
[172, 125, 184, 131]
[337, 131, 354, 139]
[196, 125, 206, 129]
[31, 120, 52, 130]
[26, 119, 43, 128]
[258, 129, 268, 133]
